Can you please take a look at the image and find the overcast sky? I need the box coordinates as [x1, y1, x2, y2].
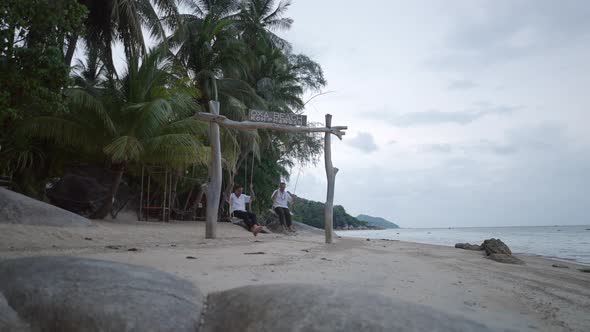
[279, 0, 590, 227]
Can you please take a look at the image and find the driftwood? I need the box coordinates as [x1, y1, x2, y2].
[194, 113, 347, 140]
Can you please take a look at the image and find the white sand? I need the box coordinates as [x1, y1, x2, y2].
[1, 219, 589, 331]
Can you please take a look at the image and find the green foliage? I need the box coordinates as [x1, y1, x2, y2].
[0, 0, 87, 194]
[0, 0, 331, 218]
[291, 196, 368, 229]
[356, 214, 400, 229]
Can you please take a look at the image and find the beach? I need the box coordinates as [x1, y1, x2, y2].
[1, 219, 589, 331]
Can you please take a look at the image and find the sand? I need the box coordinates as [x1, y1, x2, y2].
[1, 219, 589, 332]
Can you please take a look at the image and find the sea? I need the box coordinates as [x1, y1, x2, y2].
[338, 225, 590, 265]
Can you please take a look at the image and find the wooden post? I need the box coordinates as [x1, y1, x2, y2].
[146, 172, 150, 222]
[163, 168, 168, 222]
[324, 114, 338, 244]
[206, 101, 222, 238]
[139, 165, 144, 221]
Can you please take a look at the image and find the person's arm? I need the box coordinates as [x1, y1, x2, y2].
[271, 190, 278, 201]
[286, 191, 294, 203]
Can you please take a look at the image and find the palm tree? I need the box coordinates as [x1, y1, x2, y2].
[65, 0, 181, 70]
[235, 0, 293, 50]
[23, 48, 208, 218]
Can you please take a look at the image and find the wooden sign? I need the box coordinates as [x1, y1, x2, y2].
[249, 110, 307, 127]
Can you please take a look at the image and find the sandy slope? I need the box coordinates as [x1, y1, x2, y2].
[1, 219, 589, 331]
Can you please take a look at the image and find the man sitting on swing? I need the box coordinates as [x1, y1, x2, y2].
[229, 184, 263, 236]
[272, 182, 295, 232]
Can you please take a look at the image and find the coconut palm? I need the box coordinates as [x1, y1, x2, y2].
[65, 0, 181, 70]
[235, 0, 293, 51]
[23, 48, 208, 218]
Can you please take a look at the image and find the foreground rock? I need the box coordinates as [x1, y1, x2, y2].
[0, 293, 29, 332]
[202, 284, 496, 332]
[0, 188, 91, 227]
[0, 257, 203, 332]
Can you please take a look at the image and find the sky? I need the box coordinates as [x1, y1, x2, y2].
[277, 0, 590, 228]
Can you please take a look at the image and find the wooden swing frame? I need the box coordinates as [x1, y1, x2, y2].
[194, 101, 347, 244]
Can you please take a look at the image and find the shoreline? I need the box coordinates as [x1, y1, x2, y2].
[1, 220, 589, 331]
[338, 226, 590, 266]
[341, 234, 590, 267]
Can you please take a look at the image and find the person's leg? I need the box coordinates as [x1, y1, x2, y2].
[247, 212, 258, 225]
[274, 207, 286, 225]
[283, 208, 293, 229]
[234, 211, 255, 229]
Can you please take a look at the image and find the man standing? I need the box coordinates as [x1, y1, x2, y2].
[271, 182, 294, 232]
[229, 184, 262, 236]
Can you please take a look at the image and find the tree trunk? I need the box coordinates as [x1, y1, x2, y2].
[91, 163, 125, 219]
[206, 101, 222, 238]
[64, 33, 78, 68]
[169, 170, 181, 212]
[324, 114, 337, 244]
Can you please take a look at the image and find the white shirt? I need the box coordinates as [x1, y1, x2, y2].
[230, 193, 251, 213]
[272, 190, 292, 209]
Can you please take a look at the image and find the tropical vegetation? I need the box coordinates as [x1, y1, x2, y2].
[0, 0, 327, 220]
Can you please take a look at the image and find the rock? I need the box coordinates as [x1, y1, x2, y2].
[46, 174, 108, 217]
[0, 188, 91, 227]
[580, 269, 590, 273]
[201, 284, 496, 332]
[552, 264, 569, 269]
[0, 256, 203, 332]
[487, 254, 525, 265]
[455, 243, 482, 251]
[0, 293, 30, 332]
[481, 238, 512, 256]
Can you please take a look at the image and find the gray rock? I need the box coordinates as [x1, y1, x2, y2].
[455, 243, 482, 251]
[0, 256, 203, 332]
[201, 284, 496, 332]
[551, 264, 569, 269]
[481, 238, 512, 256]
[0, 188, 91, 227]
[0, 293, 30, 332]
[487, 254, 525, 265]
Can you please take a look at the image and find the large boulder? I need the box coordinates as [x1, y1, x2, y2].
[201, 284, 497, 332]
[46, 174, 108, 217]
[481, 239, 512, 256]
[0, 257, 203, 332]
[0, 293, 30, 332]
[0, 188, 91, 227]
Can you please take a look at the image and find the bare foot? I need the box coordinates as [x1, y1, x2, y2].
[252, 225, 263, 236]
[289, 226, 296, 232]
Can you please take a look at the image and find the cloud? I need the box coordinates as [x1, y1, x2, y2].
[296, 122, 590, 228]
[447, 79, 478, 90]
[346, 132, 378, 153]
[426, 1, 590, 70]
[419, 144, 453, 153]
[370, 104, 519, 127]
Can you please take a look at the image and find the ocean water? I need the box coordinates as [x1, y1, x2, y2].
[338, 225, 590, 264]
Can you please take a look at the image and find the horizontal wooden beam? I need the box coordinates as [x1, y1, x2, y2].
[194, 113, 347, 139]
